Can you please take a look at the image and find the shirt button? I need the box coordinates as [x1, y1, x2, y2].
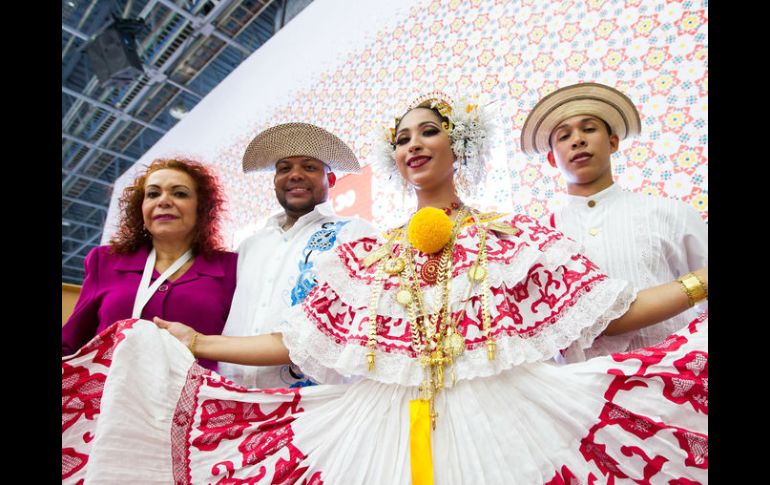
[587, 200, 596, 208]
[158, 284, 169, 292]
[589, 228, 599, 236]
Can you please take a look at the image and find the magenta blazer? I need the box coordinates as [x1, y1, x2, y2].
[62, 245, 238, 371]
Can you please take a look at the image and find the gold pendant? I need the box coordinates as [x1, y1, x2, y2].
[420, 255, 441, 284]
[489, 221, 521, 236]
[486, 340, 497, 361]
[468, 264, 487, 282]
[396, 289, 413, 305]
[383, 257, 406, 274]
[363, 245, 389, 267]
[418, 380, 433, 400]
[444, 332, 466, 357]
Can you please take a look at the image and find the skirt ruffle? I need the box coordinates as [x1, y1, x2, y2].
[63, 313, 707, 484]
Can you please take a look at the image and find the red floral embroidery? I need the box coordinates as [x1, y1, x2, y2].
[183, 379, 322, 484]
[669, 479, 702, 485]
[659, 351, 708, 414]
[619, 445, 668, 481]
[238, 418, 297, 466]
[599, 403, 664, 440]
[62, 319, 142, 482]
[210, 460, 266, 484]
[67, 318, 139, 367]
[545, 466, 598, 485]
[673, 429, 708, 469]
[192, 390, 303, 453]
[307, 223, 611, 355]
[576, 316, 708, 482]
[687, 310, 708, 333]
[62, 363, 106, 433]
[578, 440, 627, 479]
[609, 333, 689, 376]
[62, 447, 89, 479]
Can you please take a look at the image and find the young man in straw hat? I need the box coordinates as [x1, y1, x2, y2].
[219, 122, 375, 387]
[520, 82, 707, 362]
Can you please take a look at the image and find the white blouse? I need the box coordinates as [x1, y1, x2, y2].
[219, 201, 375, 388]
[553, 184, 708, 361]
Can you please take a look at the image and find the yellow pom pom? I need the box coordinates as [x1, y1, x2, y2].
[407, 207, 453, 254]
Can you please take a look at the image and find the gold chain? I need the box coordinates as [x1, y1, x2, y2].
[366, 261, 387, 371]
[365, 206, 499, 428]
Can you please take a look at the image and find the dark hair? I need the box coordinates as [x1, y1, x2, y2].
[394, 102, 450, 134]
[109, 158, 227, 256]
[601, 119, 613, 136]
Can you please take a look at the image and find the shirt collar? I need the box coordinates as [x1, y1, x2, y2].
[112, 244, 223, 278]
[264, 200, 337, 232]
[113, 245, 151, 272]
[562, 183, 621, 207]
[193, 253, 226, 277]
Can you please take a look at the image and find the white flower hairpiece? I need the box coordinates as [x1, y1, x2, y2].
[371, 92, 496, 197]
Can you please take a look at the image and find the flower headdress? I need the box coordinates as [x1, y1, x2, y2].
[373, 92, 495, 196]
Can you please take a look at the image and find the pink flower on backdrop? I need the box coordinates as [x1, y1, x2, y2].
[678, 10, 708, 34]
[632, 15, 661, 37]
[601, 49, 628, 71]
[559, 22, 579, 42]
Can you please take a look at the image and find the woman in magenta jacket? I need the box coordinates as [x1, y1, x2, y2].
[62, 158, 237, 371]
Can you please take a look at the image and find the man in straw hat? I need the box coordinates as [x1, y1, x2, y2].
[520, 82, 707, 362]
[219, 122, 375, 388]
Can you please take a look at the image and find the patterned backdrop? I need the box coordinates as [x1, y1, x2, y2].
[117, 0, 708, 247]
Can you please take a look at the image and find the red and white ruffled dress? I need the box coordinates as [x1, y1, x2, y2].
[62, 213, 707, 484]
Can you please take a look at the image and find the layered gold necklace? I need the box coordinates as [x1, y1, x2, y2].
[364, 205, 496, 429]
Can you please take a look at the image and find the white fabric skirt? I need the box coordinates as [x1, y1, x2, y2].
[63, 315, 707, 484]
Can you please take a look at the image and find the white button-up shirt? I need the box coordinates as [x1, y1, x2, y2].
[553, 184, 708, 361]
[219, 201, 376, 388]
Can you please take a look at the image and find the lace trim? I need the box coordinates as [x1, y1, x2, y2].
[282, 278, 636, 386]
[317, 235, 583, 320]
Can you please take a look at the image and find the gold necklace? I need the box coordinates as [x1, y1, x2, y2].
[364, 206, 496, 428]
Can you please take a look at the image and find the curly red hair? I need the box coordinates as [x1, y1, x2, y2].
[109, 158, 227, 256]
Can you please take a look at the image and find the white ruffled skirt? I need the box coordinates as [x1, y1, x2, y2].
[63, 315, 707, 484]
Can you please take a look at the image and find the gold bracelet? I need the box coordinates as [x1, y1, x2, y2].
[692, 271, 708, 298]
[187, 332, 199, 357]
[677, 272, 708, 307]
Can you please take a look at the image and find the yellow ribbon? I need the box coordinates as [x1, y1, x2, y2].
[409, 399, 434, 485]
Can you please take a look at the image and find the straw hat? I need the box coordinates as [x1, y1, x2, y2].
[242, 122, 360, 173]
[520, 82, 641, 155]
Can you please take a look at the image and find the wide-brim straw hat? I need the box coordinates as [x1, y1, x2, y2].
[520, 82, 642, 155]
[242, 122, 360, 173]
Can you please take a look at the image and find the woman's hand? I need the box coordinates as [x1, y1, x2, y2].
[603, 266, 708, 336]
[154, 318, 290, 365]
[154, 317, 198, 347]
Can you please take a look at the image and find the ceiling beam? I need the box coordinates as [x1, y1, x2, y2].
[62, 23, 90, 41]
[61, 169, 114, 188]
[62, 132, 138, 163]
[62, 86, 167, 134]
[63, 218, 104, 231]
[61, 3, 213, 191]
[62, 195, 108, 212]
[156, 0, 252, 56]
[62, 232, 103, 265]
